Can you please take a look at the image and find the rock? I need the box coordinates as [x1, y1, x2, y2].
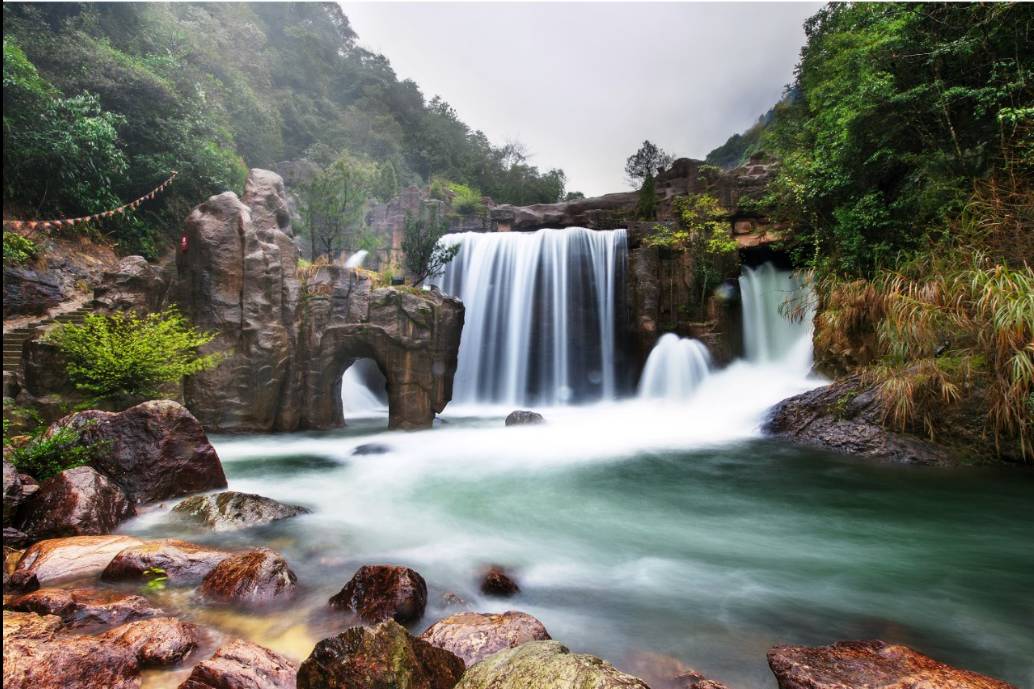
[2, 609, 63, 642]
[198, 547, 297, 606]
[352, 443, 391, 456]
[2, 265, 65, 319]
[103, 538, 232, 585]
[621, 651, 731, 689]
[454, 640, 650, 689]
[329, 564, 428, 624]
[100, 616, 203, 666]
[3, 459, 26, 525]
[10, 534, 143, 588]
[3, 526, 30, 549]
[15, 466, 134, 540]
[297, 619, 465, 689]
[174, 172, 464, 433]
[3, 617, 140, 689]
[767, 640, 1016, 689]
[172, 491, 309, 531]
[479, 565, 519, 597]
[93, 255, 170, 315]
[504, 410, 544, 427]
[439, 591, 468, 609]
[178, 638, 297, 689]
[50, 400, 227, 503]
[420, 611, 551, 666]
[7, 587, 163, 627]
[763, 378, 954, 465]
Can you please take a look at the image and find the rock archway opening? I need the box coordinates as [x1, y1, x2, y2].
[341, 357, 388, 421]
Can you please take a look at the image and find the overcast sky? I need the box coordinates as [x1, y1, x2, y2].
[340, 2, 821, 197]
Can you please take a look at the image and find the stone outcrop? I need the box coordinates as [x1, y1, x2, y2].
[489, 192, 639, 232]
[172, 491, 309, 531]
[420, 611, 551, 666]
[504, 410, 544, 426]
[3, 265, 65, 318]
[329, 564, 428, 624]
[454, 641, 651, 689]
[178, 638, 297, 689]
[297, 620, 465, 689]
[3, 611, 140, 689]
[479, 565, 520, 597]
[174, 169, 464, 432]
[15, 466, 134, 540]
[50, 400, 226, 503]
[3, 459, 31, 525]
[103, 538, 233, 585]
[621, 651, 732, 689]
[7, 586, 163, 627]
[10, 534, 143, 589]
[763, 377, 955, 465]
[198, 547, 297, 606]
[100, 616, 203, 667]
[767, 640, 1016, 689]
[93, 255, 172, 315]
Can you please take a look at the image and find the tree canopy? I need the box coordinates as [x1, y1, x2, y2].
[624, 140, 673, 187]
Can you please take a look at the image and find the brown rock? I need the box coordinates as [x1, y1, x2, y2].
[178, 638, 297, 689]
[3, 621, 140, 689]
[297, 619, 465, 689]
[198, 547, 297, 606]
[4, 459, 26, 525]
[10, 534, 144, 588]
[621, 651, 733, 689]
[173, 491, 309, 531]
[7, 587, 163, 627]
[479, 565, 519, 597]
[100, 616, 203, 666]
[2, 609, 63, 642]
[16, 466, 134, 540]
[767, 640, 1017, 689]
[103, 538, 232, 585]
[51, 400, 226, 503]
[420, 610, 551, 666]
[328, 564, 428, 624]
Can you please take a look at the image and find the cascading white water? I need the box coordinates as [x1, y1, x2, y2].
[739, 262, 814, 371]
[341, 358, 387, 417]
[432, 228, 627, 407]
[344, 250, 369, 269]
[637, 334, 711, 401]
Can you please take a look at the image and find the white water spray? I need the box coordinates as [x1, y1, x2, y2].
[432, 228, 627, 406]
[637, 334, 712, 401]
[341, 358, 387, 417]
[344, 250, 369, 269]
[738, 262, 814, 367]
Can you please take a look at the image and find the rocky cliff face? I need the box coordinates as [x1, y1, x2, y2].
[173, 169, 464, 432]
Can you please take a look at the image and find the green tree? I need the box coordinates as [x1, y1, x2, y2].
[402, 205, 459, 286]
[47, 308, 222, 405]
[625, 140, 673, 187]
[299, 154, 375, 259]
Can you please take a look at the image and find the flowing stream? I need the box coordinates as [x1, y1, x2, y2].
[128, 240, 1032, 689]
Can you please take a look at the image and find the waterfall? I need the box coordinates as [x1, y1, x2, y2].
[738, 263, 814, 369]
[344, 250, 369, 269]
[341, 358, 387, 416]
[637, 334, 712, 401]
[432, 228, 627, 407]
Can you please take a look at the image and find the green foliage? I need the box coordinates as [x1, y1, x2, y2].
[298, 153, 375, 259]
[625, 140, 673, 188]
[757, 3, 1033, 279]
[3, 232, 38, 266]
[636, 174, 657, 220]
[47, 308, 222, 404]
[402, 205, 459, 286]
[448, 182, 484, 217]
[646, 194, 738, 299]
[5, 424, 100, 481]
[142, 567, 168, 592]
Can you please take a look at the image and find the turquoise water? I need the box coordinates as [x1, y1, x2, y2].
[180, 412, 1034, 689]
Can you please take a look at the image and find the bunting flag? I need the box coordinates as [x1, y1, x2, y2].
[3, 171, 178, 232]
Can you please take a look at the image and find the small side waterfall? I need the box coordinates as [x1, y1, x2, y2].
[738, 263, 814, 370]
[432, 228, 628, 407]
[637, 334, 712, 401]
[344, 250, 369, 269]
[341, 358, 387, 416]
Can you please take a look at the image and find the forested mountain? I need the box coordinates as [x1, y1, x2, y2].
[3, 2, 567, 255]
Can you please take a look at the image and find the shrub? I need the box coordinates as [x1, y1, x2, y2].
[3, 232, 38, 266]
[402, 205, 458, 286]
[5, 424, 100, 480]
[47, 308, 222, 404]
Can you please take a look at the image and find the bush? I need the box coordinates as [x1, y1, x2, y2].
[47, 308, 222, 404]
[402, 205, 458, 286]
[3, 232, 38, 266]
[5, 424, 100, 481]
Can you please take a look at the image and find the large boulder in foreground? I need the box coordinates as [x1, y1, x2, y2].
[15, 466, 134, 540]
[51, 400, 226, 503]
[455, 640, 650, 689]
[178, 638, 297, 689]
[3, 612, 140, 689]
[99, 616, 203, 667]
[420, 611, 551, 666]
[6, 587, 163, 627]
[767, 640, 1017, 689]
[102, 538, 232, 585]
[763, 378, 953, 465]
[173, 490, 309, 531]
[329, 564, 428, 624]
[10, 534, 143, 589]
[297, 619, 465, 689]
[198, 547, 297, 606]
